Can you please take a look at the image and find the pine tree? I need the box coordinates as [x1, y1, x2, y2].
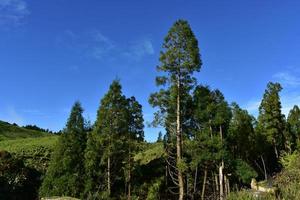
[149, 19, 201, 200]
[190, 86, 228, 199]
[84, 80, 128, 198]
[286, 105, 300, 152]
[257, 82, 285, 160]
[125, 96, 144, 200]
[84, 81, 144, 199]
[228, 103, 255, 161]
[40, 101, 86, 198]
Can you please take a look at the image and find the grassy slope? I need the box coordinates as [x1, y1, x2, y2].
[0, 136, 59, 172]
[0, 136, 58, 153]
[0, 120, 59, 172]
[0, 120, 48, 140]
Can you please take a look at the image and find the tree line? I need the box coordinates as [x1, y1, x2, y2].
[38, 20, 300, 200]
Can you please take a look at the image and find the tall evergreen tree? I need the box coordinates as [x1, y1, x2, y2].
[84, 80, 144, 199]
[149, 19, 201, 200]
[286, 105, 300, 152]
[257, 82, 285, 160]
[85, 80, 128, 198]
[40, 101, 86, 198]
[228, 103, 255, 161]
[125, 96, 144, 200]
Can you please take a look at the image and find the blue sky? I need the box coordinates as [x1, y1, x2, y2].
[1, 0, 300, 141]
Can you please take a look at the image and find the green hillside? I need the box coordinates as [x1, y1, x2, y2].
[0, 120, 48, 140]
[0, 120, 58, 172]
[0, 136, 59, 172]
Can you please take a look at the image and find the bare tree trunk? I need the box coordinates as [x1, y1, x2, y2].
[108, 156, 111, 196]
[128, 147, 131, 200]
[219, 162, 224, 200]
[177, 80, 184, 200]
[219, 125, 224, 200]
[224, 175, 228, 197]
[261, 155, 267, 181]
[273, 138, 279, 159]
[193, 166, 198, 200]
[201, 169, 207, 200]
[215, 173, 219, 193]
[226, 175, 230, 194]
[209, 120, 213, 139]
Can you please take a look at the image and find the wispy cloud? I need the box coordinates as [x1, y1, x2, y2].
[0, 0, 29, 27]
[273, 72, 300, 87]
[57, 30, 154, 62]
[88, 30, 116, 59]
[123, 38, 154, 61]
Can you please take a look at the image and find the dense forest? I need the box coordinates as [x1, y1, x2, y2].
[1, 20, 300, 200]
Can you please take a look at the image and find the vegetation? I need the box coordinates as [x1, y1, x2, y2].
[1, 19, 300, 200]
[0, 120, 49, 141]
[40, 102, 87, 198]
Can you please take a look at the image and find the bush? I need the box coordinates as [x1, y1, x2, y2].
[0, 150, 41, 200]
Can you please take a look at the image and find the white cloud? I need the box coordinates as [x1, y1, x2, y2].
[58, 30, 154, 62]
[0, 0, 29, 27]
[273, 72, 300, 87]
[89, 30, 115, 59]
[123, 38, 154, 61]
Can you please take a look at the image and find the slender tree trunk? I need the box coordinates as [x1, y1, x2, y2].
[219, 162, 224, 200]
[224, 175, 228, 197]
[219, 125, 224, 200]
[193, 166, 198, 200]
[128, 147, 131, 200]
[177, 80, 184, 200]
[226, 175, 230, 194]
[261, 155, 267, 181]
[215, 173, 219, 192]
[201, 169, 207, 200]
[108, 156, 111, 196]
[209, 120, 213, 139]
[273, 138, 279, 159]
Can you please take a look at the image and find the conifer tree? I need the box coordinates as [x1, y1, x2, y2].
[286, 105, 300, 152]
[84, 81, 144, 199]
[85, 80, 128, 198]
[228, 103, 255, 161]
[125, 96, 144, 200]
[257, 82, 285, 160]
[149, 19, 201, 200]
[40, 102, 86, 198]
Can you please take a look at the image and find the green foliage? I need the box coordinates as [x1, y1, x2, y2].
[134, 142, 165, 165]
[146, 177, 164, 200]
[228, 103, 256, 160]
[40, 102, 86, 198]
[276, 151, 300, 199]
[84, 80, 145, 199]
[286, 105, 300, 152]
[0, 120, 48, 141]
[0, 151, 41, 200]
[235, 159, 258, 184]
[227, 190, 274, 200]
[0, 136, 58, 172]
[257, 82, 285, 157]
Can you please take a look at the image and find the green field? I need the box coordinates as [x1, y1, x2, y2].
[0, 121, 59, 172]
[0, 135, 58, 153]
[0, 120, 49, 140]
